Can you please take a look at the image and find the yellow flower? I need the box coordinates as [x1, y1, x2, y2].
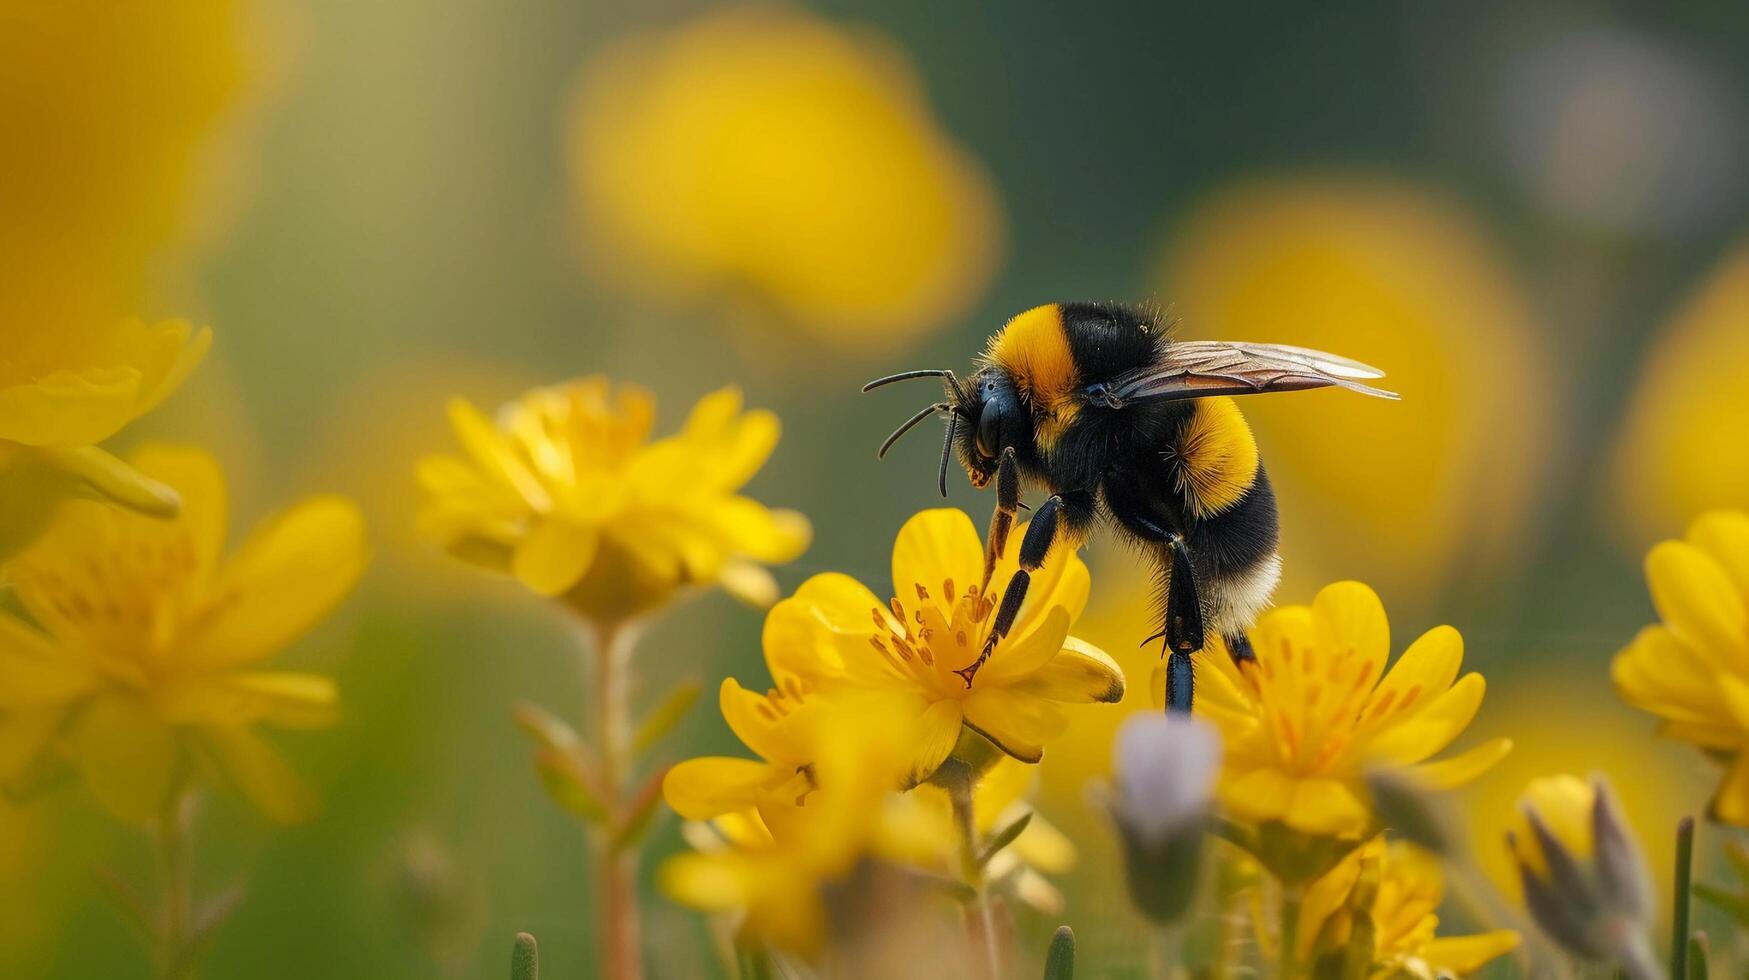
[1157, 177, 1554, 607]
[1297, 839, 1518, 978]
[1614, 509, 1749, 824]
[764, 509, 1123, 784]
[0, 319, 212, 557]
[1190, 581, 1511, 837]
[660, 703, 954, 954]
[0, 445, 367, 823]
[1509, 776, 1596, 875]
[417, 378, 810, 624]
[1463, 665, 1708, 920]
[1610, 245, 1749, 547]
[567, 6, 1001, 350]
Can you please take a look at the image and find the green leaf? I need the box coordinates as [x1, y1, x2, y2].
[612, 766, 671, 851]
[1692, 883, 1749, 926]
[1043, 925, 1074, 980]
[510, 932, 539, 980]
[534, 748, 608, 824]
[1687, 932, 1709, 980]
[1673, 817, 1695, 980]
[977, 810, 1033, 868]
[513, 702, 581, 752]
[633, 680, 701, 755]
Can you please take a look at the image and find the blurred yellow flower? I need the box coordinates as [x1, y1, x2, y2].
[0, 319, 212, 558]
[1509, 775, 1595, 875]
[1614, 509, 1749, 824]
[1463, 666, 1708, 921]
[417, 378, 810, 625]
[568, 5, 1001, 350]
[0, 0, 259, 333]
[0, 445, 366, 823]
[1191, 581, 1510, 837]
[1610, 245, 1749, 546]
[763, 509, 1123, 784]
[660, 704, 954, 954]
[1157, 177, 1554, 606]
[1295, 838, 1518, 978]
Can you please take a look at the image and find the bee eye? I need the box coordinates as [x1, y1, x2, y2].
[976, 400, 1001, 459]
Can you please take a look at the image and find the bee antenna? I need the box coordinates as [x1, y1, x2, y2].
[863, 370, 948, 393]
[878, 402, 949, 459]
[938, 411, 957, 498]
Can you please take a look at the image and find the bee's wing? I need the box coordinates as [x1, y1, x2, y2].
[1110, 341, 1399, 402]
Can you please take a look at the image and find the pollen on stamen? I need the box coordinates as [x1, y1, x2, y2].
[942, 578, 956, 604]
[914, 583, 929, 603]
[917, 644, 934, 667]
[755, 701, 779, 722]
[1369, 689, 1399, 718]
[955, 630, 968, 648]
[890, 597, 907, 622]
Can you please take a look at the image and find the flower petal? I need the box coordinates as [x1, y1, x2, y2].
[664, 756, 786, 821]
[71, 695, 177, 824]
[0, 615, 91, 707]
[183, 496, 369, 667]
[1012, 635, 1124, 703]
[447, 397, 550, 510]
[512, 518, 599, 596]
[1612, 624, 1728, 724]
[1423, 931, 1521, 974]
[158, 672, 340, 730]
[1689, 510, 1749, 597]
[1283, 777, 1370, 836]
[1363, 624, 1461, 726]
[1219, 767, 1294, 824]
[890, 509, 982, 604]
[720, 678, 809, 767]
[30, 445, 180, 517]
[981, 606, 1071, 684]
[1364, 673, 1487, 766]
[197, 725, 320, 824]
[961, 688, 1065, 764]
[1646, 540, 1747, 660]
[130, 443, 228, 573]
[906, 698, 964, 785]
[1713, 752, 1749, 825]
[1403, 736, 1511, 790]
[1312, 581, 1389, 687]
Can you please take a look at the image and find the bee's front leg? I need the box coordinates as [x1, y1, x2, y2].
[981, 447, 1021, 592]
[958, 487, 1090, 688]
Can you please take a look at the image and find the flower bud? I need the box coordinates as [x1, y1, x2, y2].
[1508, 775, 1660, 978]
[1104, 714, 1221, 925]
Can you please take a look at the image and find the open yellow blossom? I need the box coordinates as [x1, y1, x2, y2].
[1610, 246, 1749, 547]
[1296, 838, 1518, 978]
[0, 319, 212, 557]
[1613, 510, 1749, 823]
[0, 445, 367, 823]
[568, 6, 1001, 350]
[417, 378, 810, 624]
[660, 704, 954, 954]
[763, 509, 1123, 784]
[1189, 581, 1511, 837]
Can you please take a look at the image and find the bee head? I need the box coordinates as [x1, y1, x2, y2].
[956, 366, 1024, 489]
[862, 364, 1024, 497]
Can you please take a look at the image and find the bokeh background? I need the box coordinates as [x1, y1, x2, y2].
[10, 0, 1749, 976]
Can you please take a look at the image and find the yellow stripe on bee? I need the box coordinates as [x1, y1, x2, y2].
[1173, 397, 1260, 518]
[986, 304, 1078, 415]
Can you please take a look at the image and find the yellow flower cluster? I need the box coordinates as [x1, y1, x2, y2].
[662, 507, 1123, 950]
[567, 5, 1001, 350]
[1181, 581, 1511, 837]
[0, 446, 366, 823]
[418, 379, 810, 624]
[1294, 839, 1519, 978]
[1615, 510, 1749, 823]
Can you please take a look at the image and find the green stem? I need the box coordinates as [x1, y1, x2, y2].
[1151, 925, 1184, 980]
[948, 779, 1000, 980]
[1673, 817, 1695, 980]
[1278, 887, 1303, 980]
[587, 621, 644, 980]
[155, 782, 195, 980]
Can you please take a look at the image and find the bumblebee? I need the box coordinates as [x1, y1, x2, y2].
[864, 301, 1395, 712]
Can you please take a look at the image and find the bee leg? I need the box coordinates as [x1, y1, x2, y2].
[981, 447, 1021, 591]
[1223, 631, 1256, 666]
[957, 490, 1089, 688]
[1164, 649, 1194, 713]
